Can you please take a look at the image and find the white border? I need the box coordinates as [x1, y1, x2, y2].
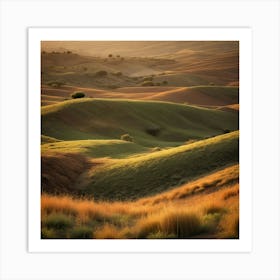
[28, 27, 252, 253]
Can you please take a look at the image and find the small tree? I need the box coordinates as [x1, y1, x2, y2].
[146, 126, 161, 136]
[71, 92, 85, 99]
[95, 70, 108, 77]
[121, 134, 133, 142]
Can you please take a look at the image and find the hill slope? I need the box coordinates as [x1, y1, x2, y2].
[41, 98, 239, 147]
[42, 139, 149, 159]
[83, 131, 239, 200]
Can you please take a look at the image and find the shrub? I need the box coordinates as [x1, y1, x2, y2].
[108, 54, 113, 58]
[141, 81, 154, 86]
[121, 134, 133, 142]
[95, 70, 108, 77]
[70, 226, 93, 239]
[71, 92, 85, 99]
[201, 213, 221, 233]
[223, 129, 231, 134]
[209, 82, 215, 86]
[146, 126, 161, 136]
[155, 82, 161, 86]
[162, 80, 168, 85]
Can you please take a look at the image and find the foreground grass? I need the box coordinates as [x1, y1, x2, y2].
[41, 165, 239, 239]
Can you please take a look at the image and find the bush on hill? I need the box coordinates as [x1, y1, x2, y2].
[71, 92, 86, 99]
[95, 70, 108, 77]
[146, 126, 161, 137]
[121, 134, 133, 142]
[223, 129, 231, 134]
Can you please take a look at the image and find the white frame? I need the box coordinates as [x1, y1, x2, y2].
[28, 27, 252, 253]
[1, 1, 279, 279]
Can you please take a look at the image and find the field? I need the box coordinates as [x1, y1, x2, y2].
[41, 41, 239, 239]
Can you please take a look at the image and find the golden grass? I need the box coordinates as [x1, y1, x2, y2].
[138, 164, 239, 205]
[41, 164, 239, 239]
[41, 181, 239, 239]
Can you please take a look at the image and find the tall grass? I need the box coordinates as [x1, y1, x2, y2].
[41, 181, 239, 239]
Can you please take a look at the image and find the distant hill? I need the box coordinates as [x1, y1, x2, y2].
[41, 85, 238, 107]
[41, 41, 239, 88]
[41, 41, 238, 59]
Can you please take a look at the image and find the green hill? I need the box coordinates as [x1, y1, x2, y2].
[83, 131, 239, 200]
[41, 98, 239, 147]
[42, 139, 149, 159]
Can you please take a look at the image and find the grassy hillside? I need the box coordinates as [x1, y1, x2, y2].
[42, 139, 149, 159]
[41, 98, 239, 147]
[83, 131, 239, 200]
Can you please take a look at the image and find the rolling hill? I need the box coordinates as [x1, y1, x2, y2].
[41, 85, 238, 107]
[41, 41, 239, 89]
[40, 41, 240, 239]
[41, 98, 239, 147]
[83, 131, 239, 200]
[41, 131, 239, 200]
